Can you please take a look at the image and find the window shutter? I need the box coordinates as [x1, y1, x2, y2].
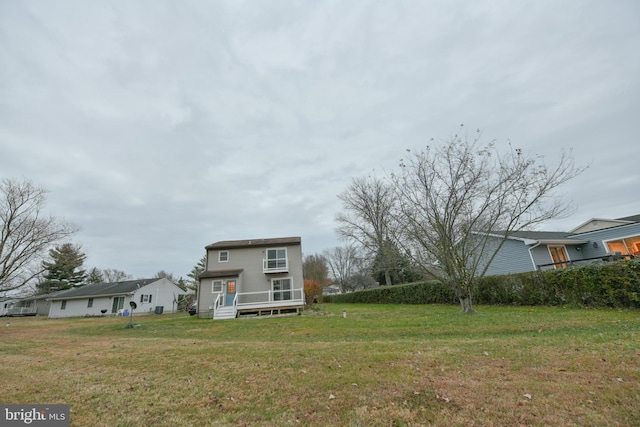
[140, 295, 144, 303]
[149, 294, 152, 303]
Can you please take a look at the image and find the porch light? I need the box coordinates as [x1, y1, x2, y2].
[593, 242, 598, 248]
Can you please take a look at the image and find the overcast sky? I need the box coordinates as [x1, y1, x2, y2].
[1, 1, 639, 280]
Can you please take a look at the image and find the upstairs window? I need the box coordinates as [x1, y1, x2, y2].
[219, 251, 229, 262]
[266, 248, 287, 269]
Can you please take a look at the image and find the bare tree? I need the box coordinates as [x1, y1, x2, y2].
[391, 127, 586, 313]
[336, 176, 398, 286]
[303, 253, 330, 287]
[155, 270, 177, 283]
[324, 245, 376, 292]
[0, 178, 78, 293]
[101, 269, 132, 283]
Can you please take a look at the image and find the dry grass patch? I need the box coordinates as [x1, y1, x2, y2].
[1, 305, 638, 426]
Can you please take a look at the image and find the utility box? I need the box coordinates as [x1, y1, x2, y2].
[154, 306, 164, 315]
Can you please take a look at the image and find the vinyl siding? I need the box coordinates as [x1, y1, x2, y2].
[573, 222, 640, 257]
[481, 238, 538, 276]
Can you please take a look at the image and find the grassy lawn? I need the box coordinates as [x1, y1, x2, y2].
[1, 304, 638, 426]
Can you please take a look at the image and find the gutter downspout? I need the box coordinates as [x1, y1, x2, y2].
[528, 242, 541, 270]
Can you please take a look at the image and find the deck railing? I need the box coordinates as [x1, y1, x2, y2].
[262, 259, 289, 273]
[235, 289, 304, 308]
[7, 306, 37, 316]
[536, 253, 635, 270]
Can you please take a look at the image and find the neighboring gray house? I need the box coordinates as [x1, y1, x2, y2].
[48, 278, 186, 319]
[478, 214, 640, 276]
[196, 237, 305, 319]
[5, 293, 57, 316]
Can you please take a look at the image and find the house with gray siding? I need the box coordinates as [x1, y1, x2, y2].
[477, 214, 640, 276]
[48, 278, 186, 319]
[196, 237, 305, 319]
[6, 293, 57, 316]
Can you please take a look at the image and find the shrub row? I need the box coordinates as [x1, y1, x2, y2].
[324, 280, 454, 305]
[325, 259, 640, 308]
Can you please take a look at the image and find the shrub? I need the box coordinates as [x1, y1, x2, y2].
[304, 279, 323, 307]
[325, 259, 640, 309]
[325, 280, 454, 304]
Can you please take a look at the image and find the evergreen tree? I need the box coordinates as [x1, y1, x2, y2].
[371, 240, 422, 285]
[37, 243, 87, 293]
[186, 255, 206, 295]
[85, 267, 104, 284]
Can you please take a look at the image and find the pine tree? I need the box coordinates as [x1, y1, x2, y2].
[37, 243, 87, 293]
[186, 255, 206, 295]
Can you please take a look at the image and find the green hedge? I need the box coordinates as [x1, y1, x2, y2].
[324, 280, 454, 304]
[325, 259, 640, 308]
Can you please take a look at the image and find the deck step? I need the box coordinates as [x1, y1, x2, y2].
[213, 307, 237, 320]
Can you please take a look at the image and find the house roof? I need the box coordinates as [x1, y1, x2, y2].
[205, 236, 301, 250]
[481, 230, 588, 245]
[199, 269, 244, 279]
[507, 231, 574, 240]
[616, 214, 640, 223]
[49, 278, 167, 300]
[569, 214, 640, 233]
[23, 292, 63, 301]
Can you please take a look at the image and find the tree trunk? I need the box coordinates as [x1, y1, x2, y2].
[459, 296, 476, 314]
[384, 270, 392, 287]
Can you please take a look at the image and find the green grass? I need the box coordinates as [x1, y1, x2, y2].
[1, 304, 639, 426]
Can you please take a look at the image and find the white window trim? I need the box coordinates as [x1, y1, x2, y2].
[547, 245, 570, 269]
[272, 276, 293, 300]
[266, 247, 288, 268]
[212, 280, 223, 293]
[603, 233, 640, 254]
[218, 251, 229, 262]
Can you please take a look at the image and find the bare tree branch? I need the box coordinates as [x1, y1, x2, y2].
[391, 127, 586, 313]
[0, 178, 78, 292]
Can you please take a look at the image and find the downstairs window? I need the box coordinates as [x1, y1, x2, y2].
[272, 278, 292, 301]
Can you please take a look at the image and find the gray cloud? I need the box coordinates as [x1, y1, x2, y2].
[1, 0, 639, 278]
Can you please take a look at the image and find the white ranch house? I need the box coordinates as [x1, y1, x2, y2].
[48, 278, 186, 318]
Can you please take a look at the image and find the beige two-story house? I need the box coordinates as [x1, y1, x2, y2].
[196, 237, 305, 319]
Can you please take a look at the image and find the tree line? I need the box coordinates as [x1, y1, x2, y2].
[0, 178, 200, 297]
[304, 126, 584, 313]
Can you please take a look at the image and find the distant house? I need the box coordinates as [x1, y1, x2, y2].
[478, 214, 640, 276]
[196, 237, 305, 319]
[48, 278, 186, 319]
[1, 297, 17, 316]
[322, 285, 342, 296]
[7, 293, 57, 316]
